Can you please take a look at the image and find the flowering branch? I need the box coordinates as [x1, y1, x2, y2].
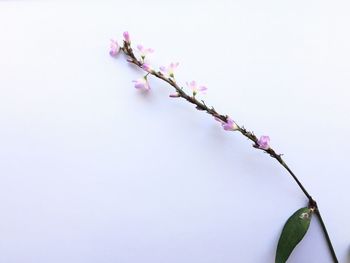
[110, 32, 339, 263]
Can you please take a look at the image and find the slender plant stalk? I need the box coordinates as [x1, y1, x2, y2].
[315, 207, 339, 262]
[120, 41, 339, 263]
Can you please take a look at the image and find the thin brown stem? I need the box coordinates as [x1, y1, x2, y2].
[120, 42, 339, 262]
[315, 206, 339, 262]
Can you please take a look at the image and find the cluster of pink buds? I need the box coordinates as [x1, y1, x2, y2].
[110, 31, 271, 151]
[110, 32, 152, 91]
[109, 31, 132, 57]
[108, 33, 342, 263]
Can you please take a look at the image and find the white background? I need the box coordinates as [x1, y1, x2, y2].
[0, 1, 349, 262]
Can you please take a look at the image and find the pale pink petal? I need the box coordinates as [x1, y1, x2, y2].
[134, 82, 145, 89]
[137, 44, 143, 51]
[109, 39, 119, 56]
[199, 86, 207, 92]
[123, 31, 130, 42]
[132, 78, 150, 91]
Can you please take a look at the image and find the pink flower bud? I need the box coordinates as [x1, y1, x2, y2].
[132, 77, 150, 91]
[109, 39, 120, 56]
[257, 135, 270, 150]
[215, 117, 238, 131]
[142, 63, 153, 72]
[222, 118, 238, 131]
[123, 31, 130, 43]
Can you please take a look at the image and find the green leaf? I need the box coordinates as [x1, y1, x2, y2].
[275, 207, 312, 263]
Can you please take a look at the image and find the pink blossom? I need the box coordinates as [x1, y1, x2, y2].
[132, 77, 150, 91]
[123, 31, 130, 43]
[223, 118, 238, 131]
[215, 117, 238, 131]
[142, 63, 153, 73]
[160, 62, 179, 78]
[257, 135, 270, 150]
[137, 45, 154, 59]
[186, 80, 207, 96]
[109, 39, 120, 56]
